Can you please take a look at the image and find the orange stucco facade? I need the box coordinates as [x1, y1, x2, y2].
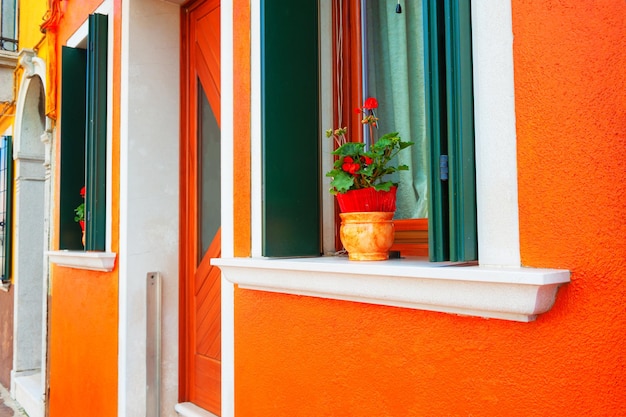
[48, 1, 121, 416]
[233, 2, 626, 416]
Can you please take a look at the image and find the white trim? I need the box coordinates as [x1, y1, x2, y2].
[13, 50, 46, 157]
[214, 257, 569, 322]
[221, 2, 235, 417]
[46, 250, 116, 272]
[472, 0, 521, 267]
[118, 0, 130, 413]
[250, 0, 262, 258]
[175, 402, 219, 417]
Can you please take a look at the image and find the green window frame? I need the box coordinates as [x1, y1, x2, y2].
[0, 136, 13, 283]
[259, 0, 476, 261]
[59, 13, 108, 251]
[425, 0, 477, 262]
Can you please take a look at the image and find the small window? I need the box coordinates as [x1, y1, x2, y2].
[0, 0, 18, 52]
[59, 13, 108, 251]
[0, 135, 13, 282]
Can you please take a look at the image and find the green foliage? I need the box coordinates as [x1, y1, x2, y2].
[325, 130, 414, 195]
[74, 202, 85, 223]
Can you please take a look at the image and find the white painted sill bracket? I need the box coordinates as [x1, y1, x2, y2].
[212, 257, 570, 322]
[46, 250, 117, 272]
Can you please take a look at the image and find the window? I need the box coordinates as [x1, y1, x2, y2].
[260, 0, 476, 262]
[0, 0, 17, 52]
[215, 0, 569, 326]
[59, 13, 108, 251]
[334, 0, 476, 262]
[0, 135, 12, 283]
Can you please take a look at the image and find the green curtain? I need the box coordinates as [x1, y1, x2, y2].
[365, 0, 428, 219]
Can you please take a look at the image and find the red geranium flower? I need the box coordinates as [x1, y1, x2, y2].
[80, 186, 86, 197]
[363, 97, 378, 110]
[341, 156, 360, 174]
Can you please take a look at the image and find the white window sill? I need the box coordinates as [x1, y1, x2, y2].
[46, 250, 117, 272]
[211, 256, 570, 322]
[175, 402, 218, 417]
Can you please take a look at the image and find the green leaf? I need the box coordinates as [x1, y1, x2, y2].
[329, 170, 354, 193]
[332, 142, 365, 156]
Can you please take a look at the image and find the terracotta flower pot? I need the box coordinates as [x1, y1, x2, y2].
[339, 211, 395, 261]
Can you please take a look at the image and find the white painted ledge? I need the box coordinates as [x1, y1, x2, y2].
[46, 250, 117, 272]
[175, 402, 219, 417]
[212, 257, 570, 322]
[14, 372, 43, 417]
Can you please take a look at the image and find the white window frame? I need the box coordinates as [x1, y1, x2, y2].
[47, 0, 116, 270]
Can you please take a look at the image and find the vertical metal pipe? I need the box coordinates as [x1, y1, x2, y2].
[146, 272, 161, 417]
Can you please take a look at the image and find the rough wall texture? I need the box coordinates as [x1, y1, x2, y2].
[47, 1, 121, 416]
[234, 2, 626, 416]
[0, 291, 13, 389]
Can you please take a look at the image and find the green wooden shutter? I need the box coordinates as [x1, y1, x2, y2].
[261, 0, 320, 257]
[425, 0, 477, 262]
[0, 136, 13, 283]
[60, 46, 87, 250]
[424, 0, 449, 261]
[85, 13, 108, 251]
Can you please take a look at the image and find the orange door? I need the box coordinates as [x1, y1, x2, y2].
[180, 0, 221, 414]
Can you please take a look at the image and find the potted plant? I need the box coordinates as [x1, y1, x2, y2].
[326, 97, 414, 260]
[74, 186, 86, 246]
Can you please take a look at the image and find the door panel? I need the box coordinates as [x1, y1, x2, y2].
[181, 0, 221, 415]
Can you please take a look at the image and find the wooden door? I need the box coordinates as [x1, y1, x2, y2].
[180, 0, 221, 414]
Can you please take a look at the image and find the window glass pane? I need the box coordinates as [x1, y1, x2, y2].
[0, 136, 9, 280]
[198, 84, 221, 262]
[364, 0, 428, 220]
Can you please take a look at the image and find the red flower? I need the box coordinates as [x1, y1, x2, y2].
[341, 156, 360, 174]
[362, 156, 373, 165]
[80, 186, 86, 197]
[363, 97, 378, 110]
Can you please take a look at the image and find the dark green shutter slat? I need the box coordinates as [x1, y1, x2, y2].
[425, 0, 477, 262]
[85, 13, 108, 251]
[60, 46, 87, 250]
[424, 0, 449, 262]
[261, 0, 320, 257]
[444, 0, 477, 261]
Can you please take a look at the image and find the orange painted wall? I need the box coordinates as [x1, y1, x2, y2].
[234, 2, 626, 416]
[232, 0, 251, 257]
[48, 1, 121, 416]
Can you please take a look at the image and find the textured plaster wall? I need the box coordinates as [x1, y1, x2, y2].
[48, 1, 120, 416]
[234, 2, 626, 416]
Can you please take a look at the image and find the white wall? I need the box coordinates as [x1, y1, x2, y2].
[119, 0, 181, 415]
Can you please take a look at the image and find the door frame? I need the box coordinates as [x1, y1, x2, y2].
[179, 0, 222, 407]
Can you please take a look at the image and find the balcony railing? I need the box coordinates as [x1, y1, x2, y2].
[0, 0, 17, 52]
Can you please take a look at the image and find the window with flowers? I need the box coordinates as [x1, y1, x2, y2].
[260, 0, 476, 262]
[59, 13, 108, 251]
